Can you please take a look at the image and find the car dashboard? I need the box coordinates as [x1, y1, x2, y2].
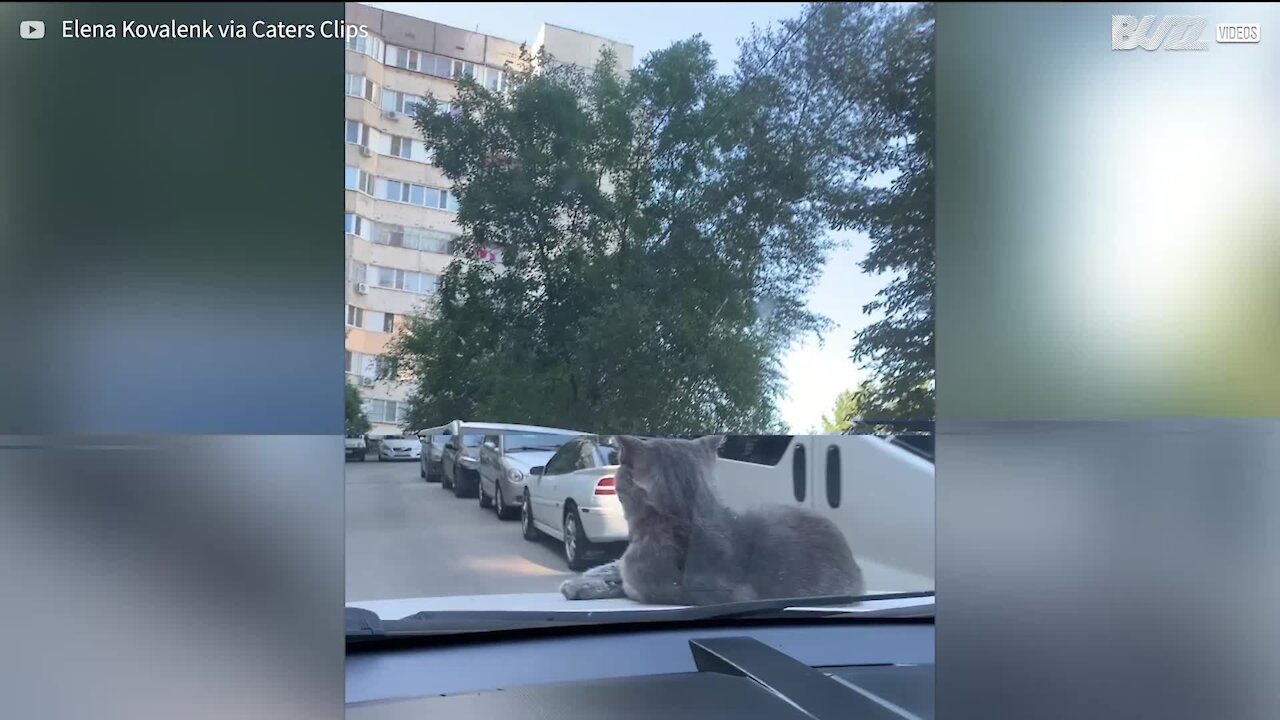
[347, 618, 934, 719]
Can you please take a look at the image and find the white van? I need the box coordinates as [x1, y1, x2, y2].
[713, 433, 934, 593]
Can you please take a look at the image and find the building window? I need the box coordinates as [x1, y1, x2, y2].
[348, 259, 367, 284]
[346, 166, 373, 194]
[384, 44, 506, 91]
[383, 90, 427, 116]
[387, 46, 452, 78]
[345, 120, 362, 145]
[345, 213, 370, 239]
[348, 352, 382, 380]
[388, 46, 419, 72]
[383, 313, 396, 333]
[381, 179, 401, 202]
[370, 265, 438, 295]
[372, 175, 452, 210]
[362, 398, 406, 425]
[486, 69, 507, 92]
[345, 74, 377, 102]
[346, 305, 363, 328]
[389, 136, 412, 160]
[423, 53, 453, 79]
[369, 221, 454, 254]
[346, 34, 384, 62]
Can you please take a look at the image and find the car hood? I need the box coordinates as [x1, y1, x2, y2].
[382, 440, 418, 450]
[347, 591, 933, 621]
[501, 450, 558, 470]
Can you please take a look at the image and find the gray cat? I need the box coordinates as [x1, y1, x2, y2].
[559, 434, 865, 604]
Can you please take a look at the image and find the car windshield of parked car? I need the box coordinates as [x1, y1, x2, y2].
[592, 443, 619, 466]
[344, 1, 935, 636]
[503, 433, 570, 453]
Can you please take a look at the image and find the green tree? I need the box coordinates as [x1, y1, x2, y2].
[749, 3, 936, 420]
[820, 380, 930, 434]
[820, 388, 861, 434]
[388, 37, 851, 434]
[345, 381, 371, 437]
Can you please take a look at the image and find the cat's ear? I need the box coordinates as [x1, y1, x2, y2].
[698, 434, 726, 454]
[615, 435, 643, 462]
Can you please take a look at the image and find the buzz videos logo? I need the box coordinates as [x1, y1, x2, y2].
[1113, 16, 1261, 50]
[1112, 16, 1209, 50]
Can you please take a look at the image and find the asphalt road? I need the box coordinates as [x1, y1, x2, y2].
[345, 456, 576, 603]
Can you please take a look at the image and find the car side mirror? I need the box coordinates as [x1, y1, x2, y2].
[530, 466, 544, 476]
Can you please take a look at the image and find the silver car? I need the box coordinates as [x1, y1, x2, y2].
[419, 433, 449, 482]
[477, 429, 579, 520]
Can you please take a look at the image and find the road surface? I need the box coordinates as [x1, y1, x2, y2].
[346, 457, 577, 603]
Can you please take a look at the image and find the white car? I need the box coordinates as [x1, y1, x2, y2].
[376, 435, 421, 462]
[521, 434, 627, 570]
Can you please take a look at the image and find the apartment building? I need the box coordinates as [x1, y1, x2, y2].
[343, 3, 633, 437]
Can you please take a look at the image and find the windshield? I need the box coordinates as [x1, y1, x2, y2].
[591, 442, 619, 466]
[503, 433, 571, 452]
[344, 1, 935, 637]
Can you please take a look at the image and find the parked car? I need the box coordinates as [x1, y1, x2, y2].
[440, 432, 484, 495]
[419, 432, 449, 482]
[521, 435, 626, 570]
[477, 428, 580, 520]
[345, 433, 366, 462]
[376, 435, 421, 462]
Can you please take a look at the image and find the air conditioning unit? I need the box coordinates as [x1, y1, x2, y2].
[359, 145, 374, 157]
[383, 110, 399, 120]
[355, 282, 369, 295]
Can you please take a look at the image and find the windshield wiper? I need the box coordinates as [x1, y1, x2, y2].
[346, 591, 934, 642]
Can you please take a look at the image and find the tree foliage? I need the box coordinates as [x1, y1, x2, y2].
[388, 38, 851, 434]
[820, 388, 861, 434]
[345, 381, 371, 436]
[387, 3, 935, 433]
[750, 3, 936, 420]
[820, 380, 931, 435]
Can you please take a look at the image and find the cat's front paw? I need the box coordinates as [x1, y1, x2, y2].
[560, 575, 624, 600]
[560, 576, 593, 600]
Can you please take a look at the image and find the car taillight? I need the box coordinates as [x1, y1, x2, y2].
[594, 477, 616, 496]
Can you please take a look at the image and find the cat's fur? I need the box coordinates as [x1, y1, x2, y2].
[560, 434, 865, 604]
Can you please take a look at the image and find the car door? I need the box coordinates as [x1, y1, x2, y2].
[810, 434, 935, 593]
[443, 436, 461, 481]
[533, 440, 580, 536]
[479, 434, 501, 494]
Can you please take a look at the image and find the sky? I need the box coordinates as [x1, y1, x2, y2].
[367, 2, 884, 433]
